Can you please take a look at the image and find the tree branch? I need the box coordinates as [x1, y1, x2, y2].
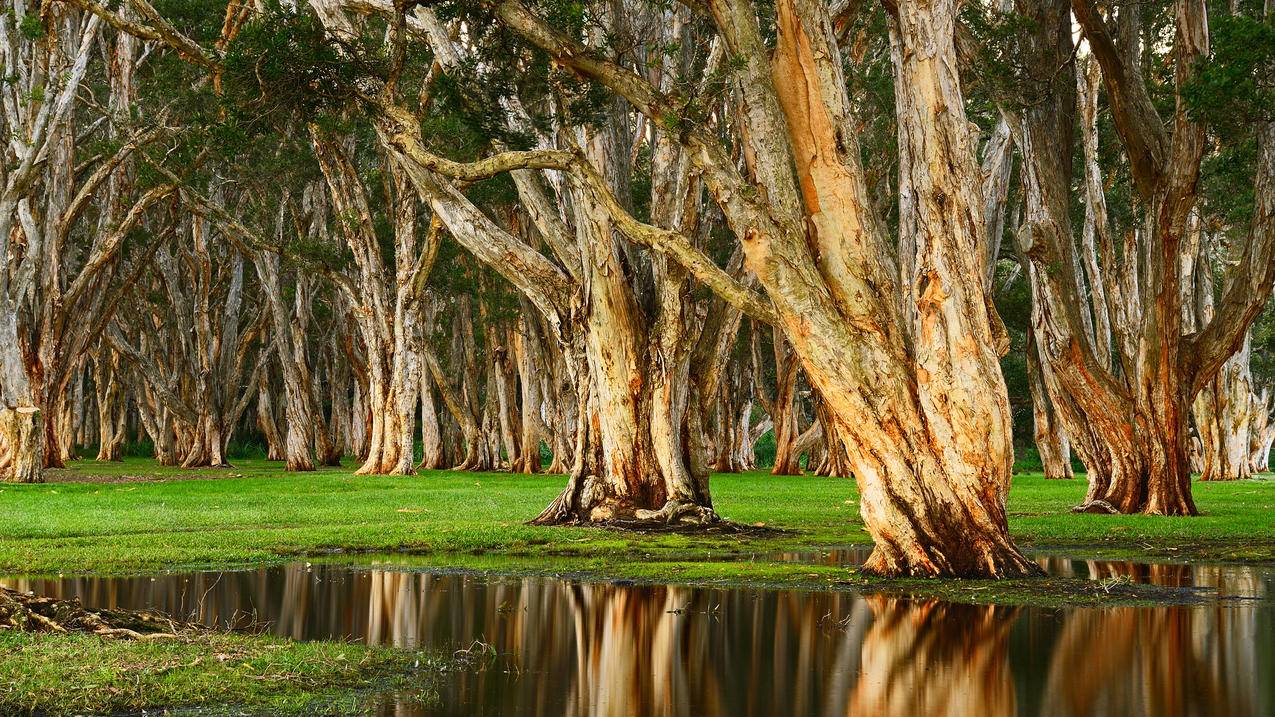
[571, 159, 778, 326]
[62, 0, 220, 70]
[1186, 121, 1275, 393]
[1070, 0, 1167, 196]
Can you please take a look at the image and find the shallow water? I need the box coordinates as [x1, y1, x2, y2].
[4, 557, 1273, 716]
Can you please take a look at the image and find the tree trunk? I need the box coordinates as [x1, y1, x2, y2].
[1026, 333, 1073, 479]
[1248, 390, 1274, 473]
[531, 105, 720, 524]
[93, 348, 126, 462]
[256, 371, 286, 462]
[0, 306, 43, 483]
[1194, 338, 1254, 481]
[417, 357, 444, 470]
[769, 336, 804, 476]
[511, 308, 547, 473]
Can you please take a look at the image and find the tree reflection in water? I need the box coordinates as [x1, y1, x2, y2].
[2, 560, 1269, 716]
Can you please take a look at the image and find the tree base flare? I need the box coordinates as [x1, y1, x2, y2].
[0, 405, 43, 484]
[529, 475, 720, 529]
[860, 542, 1044, 579]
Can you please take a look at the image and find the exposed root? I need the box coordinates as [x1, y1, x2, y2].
[1, 586, 195, 640]
[633, 499, 719, 526]
[530, 473, 738, 531]
[1071, 500, 1120, 514]
[599, 519, 780, 536]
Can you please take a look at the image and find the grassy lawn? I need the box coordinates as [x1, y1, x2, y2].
[2, 458, 1272, 579]
[0, 629, 446, 716]
[2, 460, 1272, 714]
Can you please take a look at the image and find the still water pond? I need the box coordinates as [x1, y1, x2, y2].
[4, 557, 1273, 716]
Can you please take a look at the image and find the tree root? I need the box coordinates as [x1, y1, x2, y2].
[633, 499, 719, 525]
[1071, 500, 1120, 514]
[1, 586, 194, 640]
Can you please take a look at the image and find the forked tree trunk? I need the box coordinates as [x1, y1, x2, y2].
[756, 0, 1034, 575]
[310, 134, 426, 475]
[1018, 0, 1274, 514]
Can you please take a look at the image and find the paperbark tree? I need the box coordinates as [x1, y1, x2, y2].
[91, 346, 127, 461]
[108, 215, 263, 468]
[1249, 389, 1274, 473]
[1013, 0, 1275, 513]
[88, 0, 1040, 574]
[2, 5, 180, 480]
[308, 130, 432, 475]
[1188, 236, 1258, 482]
[254, 249, 318, 472]
[1027, 329, 1073, 480]
[0, 6, 102, 482]
[472, 0, 1038, 574]
[357, 4, 735, 524]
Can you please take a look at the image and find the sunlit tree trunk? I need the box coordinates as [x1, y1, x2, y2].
[466, 0, 1038, 573]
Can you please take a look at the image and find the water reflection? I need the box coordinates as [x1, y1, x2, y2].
[2, 563, 1271, 716]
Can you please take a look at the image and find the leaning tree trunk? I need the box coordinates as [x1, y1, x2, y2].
[754, 0, 1037, 575]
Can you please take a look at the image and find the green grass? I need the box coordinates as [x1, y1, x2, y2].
[3, 460, 1270, 714]
[0, 629, 445, 716]
[2, 458, 1273, 579]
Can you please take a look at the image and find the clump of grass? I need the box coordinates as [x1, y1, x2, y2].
[0, 630, 444, 716]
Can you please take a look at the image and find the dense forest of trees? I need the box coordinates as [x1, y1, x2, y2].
[1, 0, 1272, 577]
